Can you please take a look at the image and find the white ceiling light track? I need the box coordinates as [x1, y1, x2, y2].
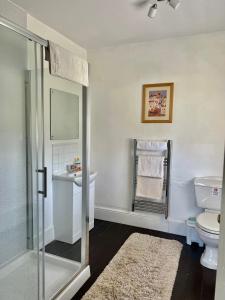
[135, 0, 181, 18]
[149, 0, 181, 18]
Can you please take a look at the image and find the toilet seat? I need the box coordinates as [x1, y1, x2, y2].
[196, 212, 220, 235]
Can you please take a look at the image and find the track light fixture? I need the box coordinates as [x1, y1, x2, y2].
[146, 0, 181, 19]
[148, 4, 158, 18]
[169, 0, 181, 10]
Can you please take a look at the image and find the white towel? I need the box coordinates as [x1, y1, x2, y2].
[48, 41, 89, 86]
[136, 176, 163, 201]
[137, 155, 164, 178]
[136, 150, 162, 156]
[137, 140, 167, 152]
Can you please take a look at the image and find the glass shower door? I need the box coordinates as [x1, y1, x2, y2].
[0, 24, 45, 300]
[0, 18, 90, 300]
[44, 76, 89, 300]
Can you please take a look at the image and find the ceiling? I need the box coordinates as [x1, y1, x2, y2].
[12, 0, 225, 49]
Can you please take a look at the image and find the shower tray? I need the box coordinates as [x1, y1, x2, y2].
[0, 251, 81, 300]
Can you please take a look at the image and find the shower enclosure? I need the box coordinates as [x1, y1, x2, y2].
[0, 17, 90, 300]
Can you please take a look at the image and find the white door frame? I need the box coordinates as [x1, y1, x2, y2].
[215, 147, 225, 300]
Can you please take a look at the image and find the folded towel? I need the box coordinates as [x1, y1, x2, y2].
[137, 155, 164, 178]
[48, 41, 89, 86]
[136, 176, 163, 200]
[137, 140, 167, 152]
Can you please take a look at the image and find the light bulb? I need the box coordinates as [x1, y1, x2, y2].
[148, 4, 158, 18]
[169, 0, 181, 10]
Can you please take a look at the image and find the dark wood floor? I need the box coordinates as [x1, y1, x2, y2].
[46, 219, 216, 300]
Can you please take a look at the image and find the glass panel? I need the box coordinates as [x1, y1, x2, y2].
[0, 21, 89, 299]
[44, 71, 87, 299]
[0, 25, 44, 300]
[50, 88, 79, 140]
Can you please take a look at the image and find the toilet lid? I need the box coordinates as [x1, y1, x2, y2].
[197, 212, 220, 234]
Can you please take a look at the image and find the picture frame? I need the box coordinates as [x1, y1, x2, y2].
[142, 82, 174, 123]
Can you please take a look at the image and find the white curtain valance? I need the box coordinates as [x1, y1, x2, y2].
[48, 41, 89, 87]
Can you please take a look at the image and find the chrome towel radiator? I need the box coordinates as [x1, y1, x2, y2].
[132, 139, 171, 219]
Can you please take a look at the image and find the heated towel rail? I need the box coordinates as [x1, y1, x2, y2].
[132, 139, 171, 219]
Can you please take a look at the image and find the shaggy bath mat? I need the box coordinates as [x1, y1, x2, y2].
[82, 233, 182, 300]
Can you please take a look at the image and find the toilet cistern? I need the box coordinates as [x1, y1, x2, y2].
[194, 176, 222, 270]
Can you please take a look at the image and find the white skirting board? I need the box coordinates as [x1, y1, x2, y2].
[72, 222, 94, 244]
[45, 226, 55, 244]
[33, 226, 55, 249]
[95, 206, 186, 236]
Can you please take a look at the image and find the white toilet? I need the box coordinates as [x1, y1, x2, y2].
[194, 176, 222, 270]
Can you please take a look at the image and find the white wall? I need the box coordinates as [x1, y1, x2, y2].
[89, 32, 225, 235]
[27, 15, 86, 60]
[27, 15, 87, 243]
[0, 0, 26, 26]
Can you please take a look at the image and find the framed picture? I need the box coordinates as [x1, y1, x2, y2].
[142, 82, 174, 123]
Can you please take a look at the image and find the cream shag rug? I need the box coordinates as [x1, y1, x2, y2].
[82, 233, 182, 300]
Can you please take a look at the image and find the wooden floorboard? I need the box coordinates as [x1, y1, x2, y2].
[46, 219, 216, 300]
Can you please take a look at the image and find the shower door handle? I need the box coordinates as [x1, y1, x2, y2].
[37, 167, 47, 198]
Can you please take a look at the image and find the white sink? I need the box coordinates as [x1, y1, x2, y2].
[74, 172, 97, 186]
[53, 171, 97, 186]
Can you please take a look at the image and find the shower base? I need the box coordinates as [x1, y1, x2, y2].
[0, 251, 81, 300]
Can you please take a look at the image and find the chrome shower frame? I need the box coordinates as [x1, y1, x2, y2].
[0, 15, 90, 300]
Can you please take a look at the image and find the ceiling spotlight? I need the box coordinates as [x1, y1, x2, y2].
[169, 0, 181, 10]
[148, 3, 158, 18]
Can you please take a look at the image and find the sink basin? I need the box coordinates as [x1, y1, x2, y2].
[74, 172, 97, 186]
[53, 171, 97, 186]
[67, 172, 82, 178]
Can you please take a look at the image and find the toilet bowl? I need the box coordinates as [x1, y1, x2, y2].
[196, 212, 220, 270]
[194, 176, 222, 270]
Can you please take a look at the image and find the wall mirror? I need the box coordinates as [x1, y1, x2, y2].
[50, 88, 79, 140]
